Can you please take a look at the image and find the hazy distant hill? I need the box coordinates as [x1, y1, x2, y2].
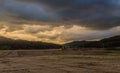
[100, 35, 120, 48]
[0, 36, 13, 42]
[64, 41, 88, 48]
[100, 35, 120, 42]
[0, 35, 120, 50]
[0, 36, 62, 50]
[65, 35, 120, 48]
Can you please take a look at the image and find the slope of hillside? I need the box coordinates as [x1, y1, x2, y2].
[0, 36, 62, 50]
[65, 35, 120, 48]
[0, 35, 120, 50]
[101, 35, 120, 42]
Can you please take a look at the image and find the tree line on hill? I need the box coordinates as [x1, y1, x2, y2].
[0, 35, 120, 50]
[64, 35, 120, 49]
[0, 36, 62, 50]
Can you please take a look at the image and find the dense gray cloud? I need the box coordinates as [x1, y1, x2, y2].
[17, 0, 120, 29]
[0, 0, 120, 29]
[1, 0, 59, 22]
[0, 0, 120, 43]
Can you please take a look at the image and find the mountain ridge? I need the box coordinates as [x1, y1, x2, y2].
[0, 35, 120, 50]
[65, 35, 120, 48]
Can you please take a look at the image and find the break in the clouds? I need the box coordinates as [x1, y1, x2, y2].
[0, 0, 120, 43]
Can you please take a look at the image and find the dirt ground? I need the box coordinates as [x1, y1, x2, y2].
[0, 50, 120, 73]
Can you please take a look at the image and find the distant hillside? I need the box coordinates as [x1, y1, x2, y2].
[100, 35, 120, 42]
[65, 35, 120, 48]
[0, 35, 120, 50]
[100, 35, 120, 48]
[0, 36, 62, 50]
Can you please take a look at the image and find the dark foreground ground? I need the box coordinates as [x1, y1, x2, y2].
[0, 49, 120, 73]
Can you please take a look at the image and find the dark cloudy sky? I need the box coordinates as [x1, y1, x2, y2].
[0, 0, 120, 43]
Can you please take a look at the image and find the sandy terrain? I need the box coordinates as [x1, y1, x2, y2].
[0, 50, 120, 73]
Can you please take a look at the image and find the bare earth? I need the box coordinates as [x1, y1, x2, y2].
[0, 50, 120, 73]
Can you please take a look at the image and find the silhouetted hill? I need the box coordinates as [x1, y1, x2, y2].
[100, 35, 120, 42]
[0, 35, 120, 50]
[0, 36, 62, 50]
[65, 40, 88, 48]
[100, 35, 120, 48]
[0, 36, 13, 42]
[65, 35, 120, 48]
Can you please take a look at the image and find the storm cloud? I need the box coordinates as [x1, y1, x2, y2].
[0, 0, 120, 29]
[0, 0, 120, 43]
[14, 0, 120, 29]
